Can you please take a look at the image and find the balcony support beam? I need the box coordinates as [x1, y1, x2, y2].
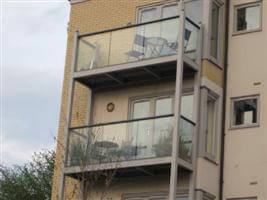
[65, 157, 173, 174]
[143, 67, 161, 79]
[169, 1, 185, 200]
[105, 73, 124, 85]
[73, 55, 178, 79]
[135, 167, 155, 176]
[188, 24, 203, 200]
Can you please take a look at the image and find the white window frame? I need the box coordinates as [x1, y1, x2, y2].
[196, 190, 216, 200]
[123, 192, 188, 200]
[233, 1, 262, 35]
[203, 192, 216, 200]
[208, 0, 223, 65]
[200, 87, 219, 162]
[227, 197, 257, 200]
[137, 1, 179, 23]
[230, 95, 260, 130]
[129, 93, 174, 119]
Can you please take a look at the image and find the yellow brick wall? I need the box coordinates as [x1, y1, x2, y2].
[51, 1, 173, 199]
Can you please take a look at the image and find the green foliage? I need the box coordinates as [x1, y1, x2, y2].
[0, 149, 55, 200]
[153, 128, 192, 162]
[153, 132, 173, 157]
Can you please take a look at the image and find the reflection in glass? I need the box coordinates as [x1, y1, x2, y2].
[185, 0, 203, 24]
[237, 5, 261, 31]
[233, 98, 257, 126]
[210, 2, 219, 59]
[206, 96, 216, 155]
[181, 94, 193, 120]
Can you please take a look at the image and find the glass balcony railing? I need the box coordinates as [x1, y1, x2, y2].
[66, 115, 194, 167]
[76, 17, 200, 72]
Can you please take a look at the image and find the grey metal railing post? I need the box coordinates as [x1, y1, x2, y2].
[188, 24, 204, 200]
[169, 1, 185, 200]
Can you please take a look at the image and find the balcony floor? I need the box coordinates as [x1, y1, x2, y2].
[65, 157, 192, 180]
[74, 55, 196, 91]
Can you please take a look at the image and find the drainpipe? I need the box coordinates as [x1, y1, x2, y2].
[219, 0, 230, 200]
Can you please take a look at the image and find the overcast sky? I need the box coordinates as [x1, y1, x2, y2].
[2, 1, 70, 166]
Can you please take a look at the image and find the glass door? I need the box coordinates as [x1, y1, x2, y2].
[131, 100, 152, 159]
[153, 97, 173, 157]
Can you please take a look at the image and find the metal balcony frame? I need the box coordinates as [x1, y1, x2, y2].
[58, 1, 203, 200]
[64, 114, 196, 174]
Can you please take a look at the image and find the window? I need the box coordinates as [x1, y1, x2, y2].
[231, 96, 259, 129]
[202, 192, 216, 200]
[124, 193, 188, 200]
[205, 95, 217, 156]
[227, 198, 257, 200]
[138, 3, 178, 23]
[200, 88, 219, 161]
[131, 94, 194, 119]
[185, 0, 203, 24]
[234, 2, 261, 34]
[130, 93, 194, 158]
[210, 1, 220, 59]
[181, 93, 194, 120]
[131, 96, 173, 158]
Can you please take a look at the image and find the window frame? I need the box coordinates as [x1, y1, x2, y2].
[137, 1, 179, 23]
[200, 87, 219, 163]
[122, 191, 188, 200]
[230, 95, 260, 130]
[129, 93, 175, 119]
[208, 0, 223, 65]
[233, 1, 262, 35]
[226, 197, 257, 200]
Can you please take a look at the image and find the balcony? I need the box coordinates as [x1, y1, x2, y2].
[73, 17, 200, 90]
[65, 115, 195, 174]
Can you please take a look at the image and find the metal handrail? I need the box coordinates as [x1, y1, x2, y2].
[69, 114, 195, 130]
[78, 16, 200, 38]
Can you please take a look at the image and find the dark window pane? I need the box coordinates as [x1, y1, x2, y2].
[210, 2, 219, 58]
[233, 98, 257, 126]
[236, 5, 261, 31]
[185, 0, 203, 24]
[237, 7, 247, 31]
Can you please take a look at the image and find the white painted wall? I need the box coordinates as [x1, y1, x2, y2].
[224, 1, 267, 199]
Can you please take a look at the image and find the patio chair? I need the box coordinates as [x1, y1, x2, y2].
[125, 34, 147, 60]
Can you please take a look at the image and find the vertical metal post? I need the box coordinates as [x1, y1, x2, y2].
[188, 24, 204, 200]
[169, 1, 185, 200]
[58, 31, 79, 200]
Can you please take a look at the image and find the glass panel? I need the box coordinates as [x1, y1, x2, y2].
[132, 101, 151, 158]
[185, 0, 203, 24]
[75, 17, 200, 72]
[185, 19, 198, 60]
[140, 8, 158, 22]
[206, 96, 216, 155]
[67, 116, 195, 167]
[210, 2, 219, 59]
[181, 94, 193, 120]
[154, 98, 173, 157]
[76, 32, 111, 71]
[162, 4, 178, 18]
[233, 98, 257, 126]
[237, 5, 261, 31]
[155, 98, 172, 115]
[133, 101, 150, 118]
[179, 118, 193, 163]
[67, 116, 174, 166]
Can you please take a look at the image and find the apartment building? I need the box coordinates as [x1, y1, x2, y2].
[51, 0, 267, 200]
